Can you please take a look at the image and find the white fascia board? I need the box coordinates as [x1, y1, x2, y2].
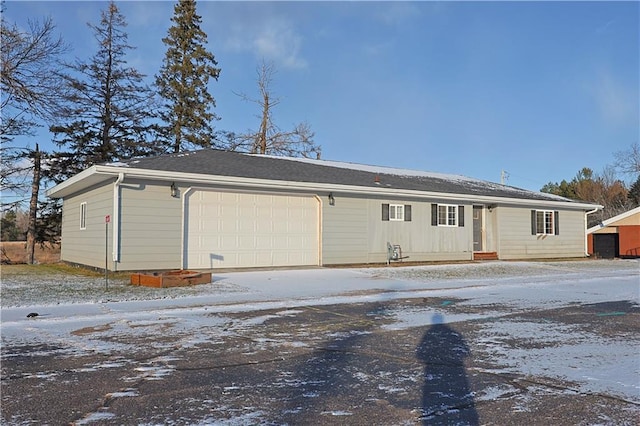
[587, 206, 640, 234]
[46, 165, 100, 198]
[47, 165, 603, 211]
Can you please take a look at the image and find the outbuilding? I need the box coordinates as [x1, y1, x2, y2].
[46, 149, 602, 271]
[587, 206, 640, 258]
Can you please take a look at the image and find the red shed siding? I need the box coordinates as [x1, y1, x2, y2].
[620, 225, 640, 258]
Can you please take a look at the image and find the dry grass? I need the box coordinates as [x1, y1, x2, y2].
[0, 241, 60, 265]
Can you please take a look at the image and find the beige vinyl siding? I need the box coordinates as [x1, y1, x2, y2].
[615, 214, 640, 226]
[484, 208, 498, 253]
[497, 207, 585, 259]
[322, 196, 473, 265]
[60, 183, 113, 269]
[322, 196, 369, 264]
[117, 179, 182, 271]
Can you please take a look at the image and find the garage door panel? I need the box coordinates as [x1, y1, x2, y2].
[286, 236, 304, 249]
[238, 234, 255, 248]
[255, 235, 272, 249]
[238, 218, 256, 233]
[255, 252, 272, 264]
[220, 221, 237, 233]
[187, 191, 318, 268]
[219, 235, 239, 249]
[272, 221, 288, 233]
[287, 222, 305, 233]
[256, 217, 272, 232]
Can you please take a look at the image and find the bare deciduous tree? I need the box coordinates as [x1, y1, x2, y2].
[613, 141, 640, 179]
[1, 12, 68, 259]
[233, 61, 321, 159]
[1, 16, 67, 138]
[1, 15, 68, 212]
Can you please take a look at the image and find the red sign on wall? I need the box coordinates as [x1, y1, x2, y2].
[105, 215, 111, 223]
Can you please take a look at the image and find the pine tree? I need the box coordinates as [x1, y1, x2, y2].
[628, 175, 640, 207]
[1, 210, 22, 241]
[156, 0, 221, 153]
[48, 1, 158, 183]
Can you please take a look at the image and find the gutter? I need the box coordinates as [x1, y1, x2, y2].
[112, 173, 124, 264]
[584, 206, 602, 256]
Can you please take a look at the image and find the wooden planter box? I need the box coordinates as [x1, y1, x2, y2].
[130, 270, 212, 288]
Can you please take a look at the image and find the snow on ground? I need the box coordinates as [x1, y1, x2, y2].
[2, 259, 639, 403]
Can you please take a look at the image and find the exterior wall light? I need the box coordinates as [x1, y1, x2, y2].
[487, 204, 497, 212]
[170, 182, 178, 198]
[328, 192, 335, 206]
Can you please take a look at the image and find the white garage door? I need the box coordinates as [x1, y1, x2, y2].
[186, 190, 319, 269]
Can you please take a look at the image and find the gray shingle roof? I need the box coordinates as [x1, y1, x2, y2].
[114, 149, 571, 203]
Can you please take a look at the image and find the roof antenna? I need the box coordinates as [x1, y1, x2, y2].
[500, 170, 510, 185]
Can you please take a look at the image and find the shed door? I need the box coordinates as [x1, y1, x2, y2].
[186, 190, 319, 269]
[593, 233, 619, 259]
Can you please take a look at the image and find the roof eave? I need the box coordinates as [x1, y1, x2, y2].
[47, 165, 602, 210]
[586, 206, 640, 234]
[46, 165, 120, 198]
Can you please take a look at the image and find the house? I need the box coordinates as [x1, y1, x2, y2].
[586, 206, 640, 258]
[46, 149, 602, 271]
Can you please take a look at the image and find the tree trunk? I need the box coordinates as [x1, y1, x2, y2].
[257, 93, 269, 154]
[26, 144, 41, 264]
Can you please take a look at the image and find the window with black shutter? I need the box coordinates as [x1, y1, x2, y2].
[431, 203, 464, 226]
[382, 203, 411, 221]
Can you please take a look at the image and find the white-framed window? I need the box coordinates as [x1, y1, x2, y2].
[389, 204, 404, 221]
[532, 210, 558, 235]
[438, 204, 457, 226]
[431, 204, 465, 227]
[80, 202, 87, 230]
[382, 203, 412, 222]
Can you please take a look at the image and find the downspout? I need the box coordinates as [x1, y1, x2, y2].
[113, 173, 124, 266]
[180, 187, 195, 269]
[584, 207, 600, 256]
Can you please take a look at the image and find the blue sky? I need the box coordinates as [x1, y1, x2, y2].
[5, 1, 639, 191]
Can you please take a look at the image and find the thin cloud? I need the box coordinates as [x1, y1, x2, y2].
[596, 19, 615, 35]
[363, 40, 394, 56]
[593, 69, 638, 126]
[371, 2, 422, 27]
[225, 18, 307, 69]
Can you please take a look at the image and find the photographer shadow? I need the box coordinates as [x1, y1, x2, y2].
[416, 313, 478, 425]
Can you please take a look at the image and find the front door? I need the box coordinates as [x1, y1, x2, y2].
[473, 206, 483, 252]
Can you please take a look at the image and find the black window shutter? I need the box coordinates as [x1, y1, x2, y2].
[382, 204, 390, 221]
[404, 205, 412, 221]
[431, 204, 438, 226]
[554, 211, 560, 235]
[531, 210, 537, 235]
[458, 206, 465, 227]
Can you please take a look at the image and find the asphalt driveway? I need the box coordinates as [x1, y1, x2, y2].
[1, 260, 639, 425]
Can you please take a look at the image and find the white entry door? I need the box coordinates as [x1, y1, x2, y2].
[186, 190, 319, 269]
